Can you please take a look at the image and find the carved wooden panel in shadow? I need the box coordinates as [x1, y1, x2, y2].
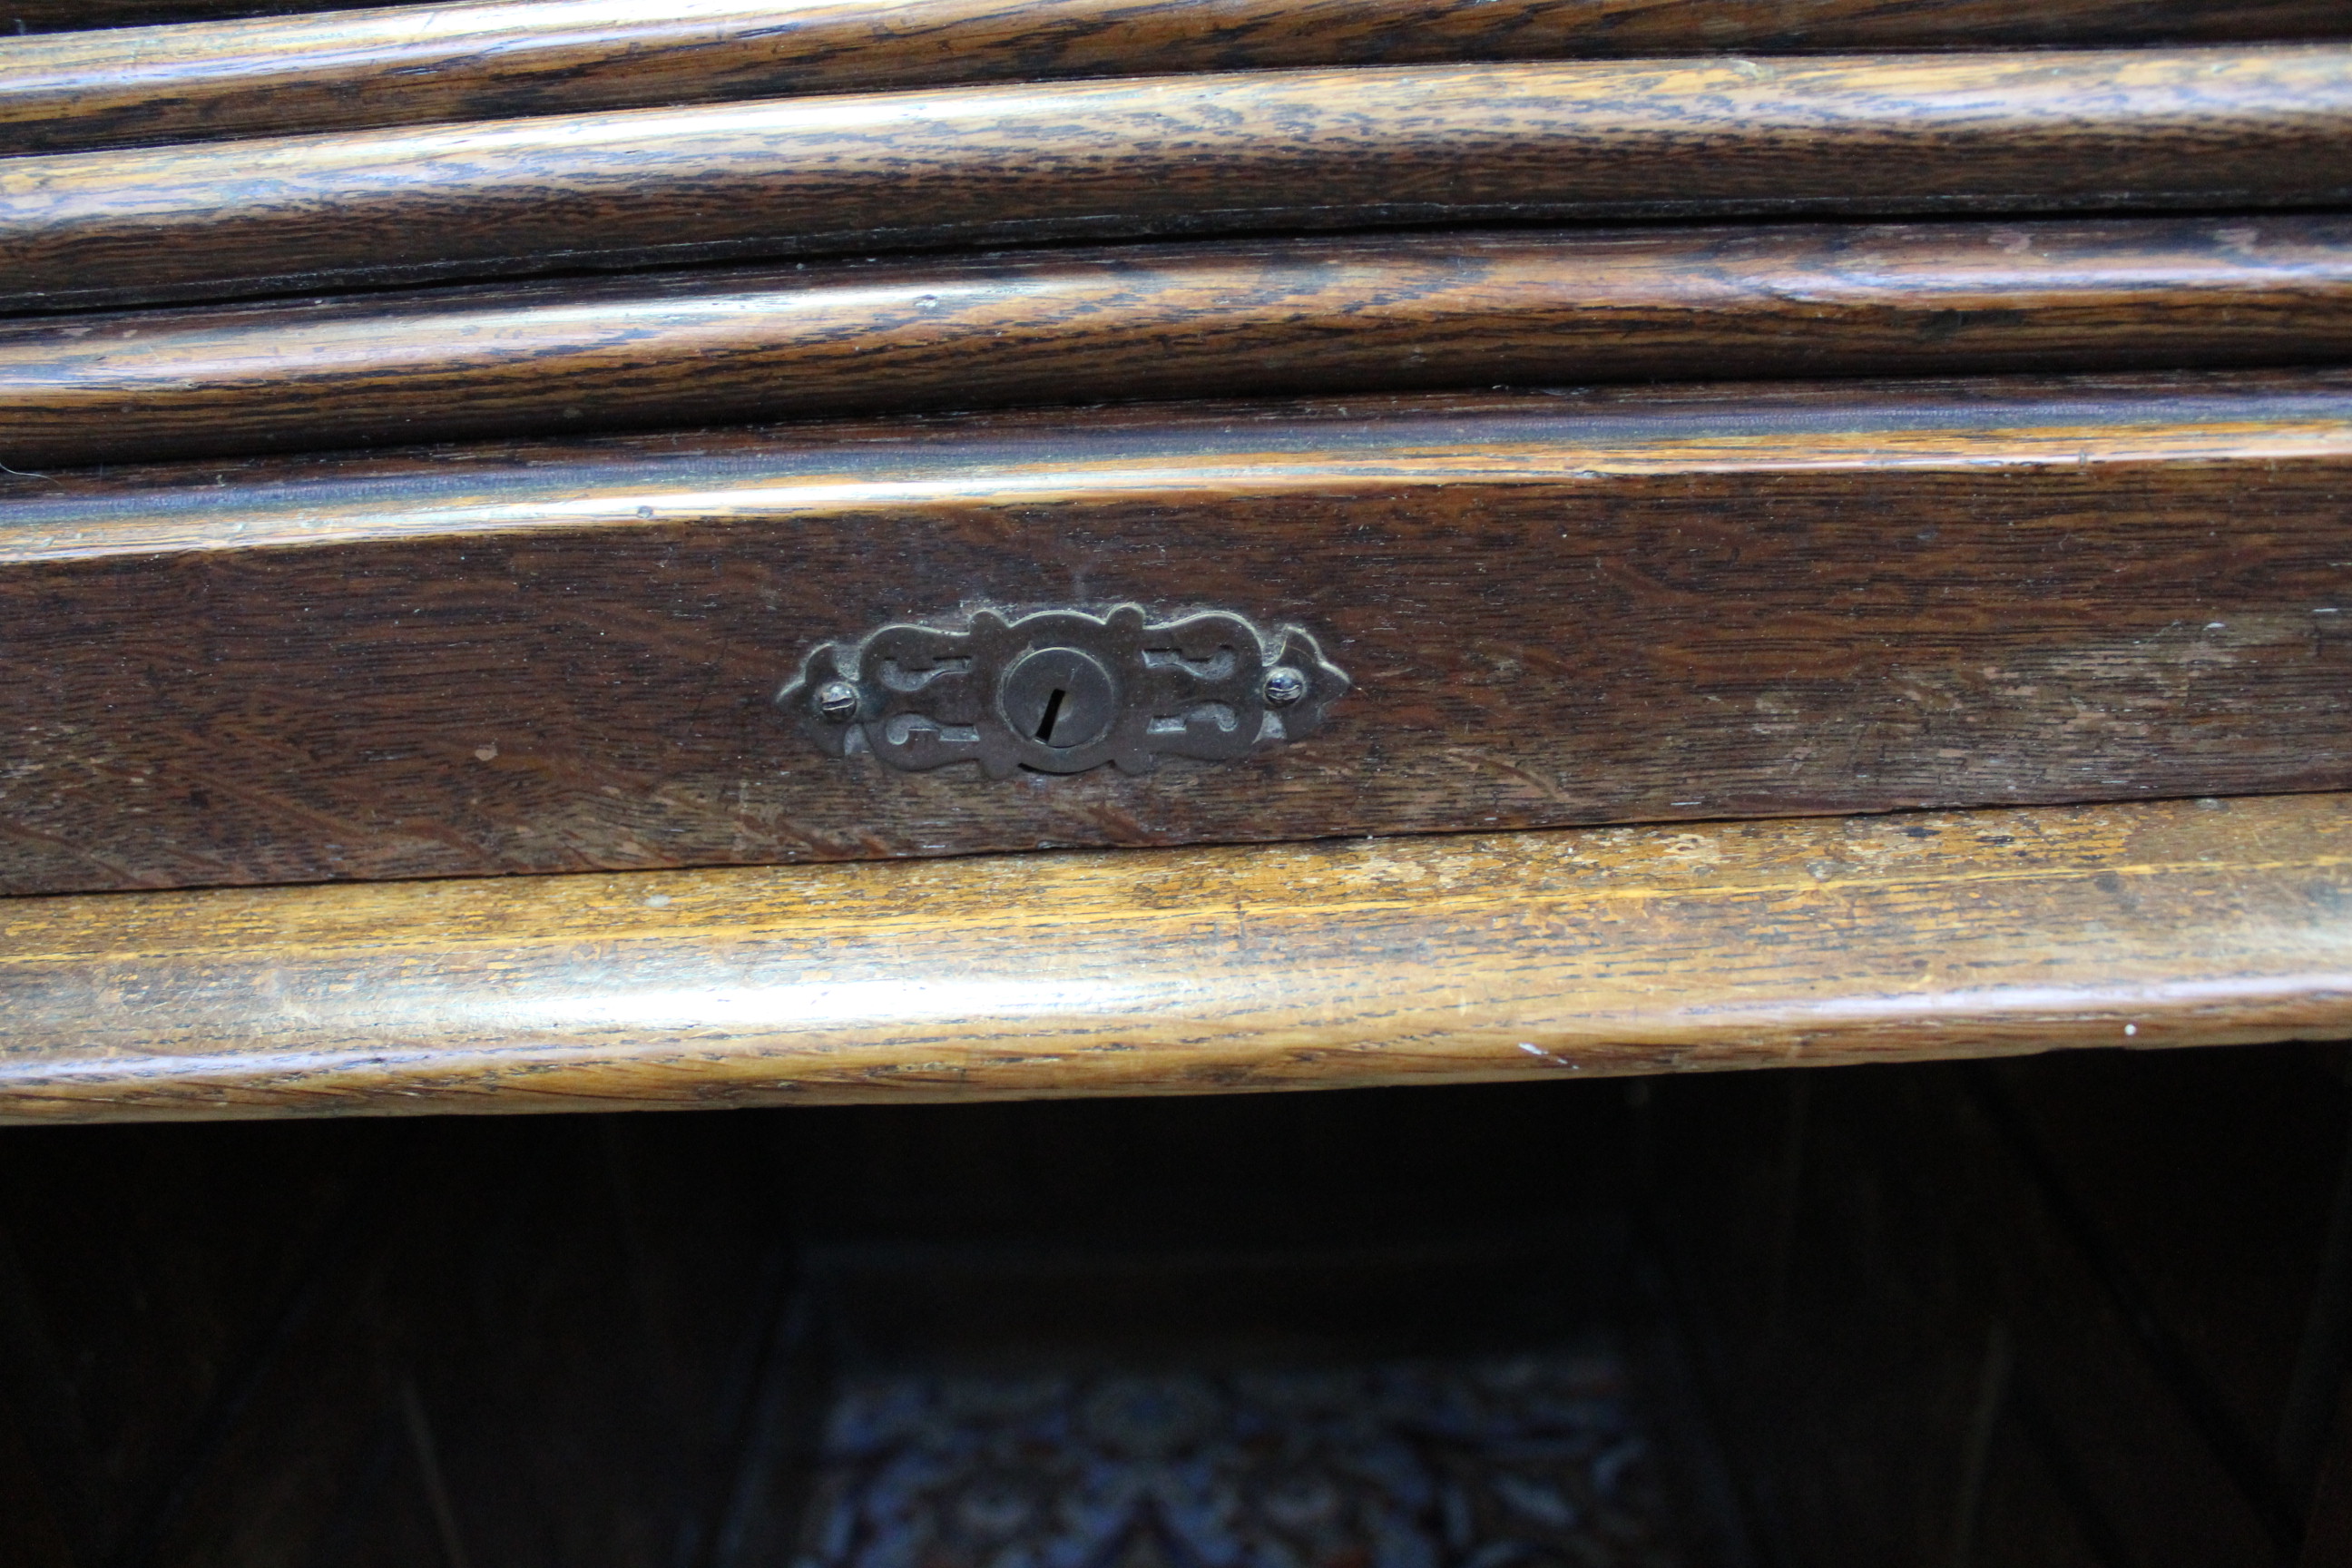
[3, 1054, 2348, 1565]
[0, 1112, 790, 1567]
[1648, 1045, 2352, 1565]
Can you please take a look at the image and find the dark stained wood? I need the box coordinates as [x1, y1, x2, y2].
[383, 1119, 792, 1568]
[8, 0, 2351, 152]
[2303, 1376, 2352, 1568]
[1990, 1050, 2352, 1503]
[4, 793, 2351, 1121]
[8, 215, 2351, 469]
[0, 1121, 397, 1565]
[5, 1, 303, 30]
[3, 370, 2351, 893]
[0, 1080, 1646, 1562]
[5, 48, 2350, 312]
[9, 1047, 2347, 1557]
[1650, 1048, 2352, 1565]
[1963, 1064, 2308, 1546]
[0, 1411, 74, 1568]
[0, 1112, 791, 1566]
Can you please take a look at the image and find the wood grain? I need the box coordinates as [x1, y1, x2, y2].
[3, 369, 2350, 895]
[3, 792, 2348, 1121]
[7, 215, 2350, 469]
[5, 1, 301, 31]
[5, 47, 2349, 312]
[8, 0, 2350, 152]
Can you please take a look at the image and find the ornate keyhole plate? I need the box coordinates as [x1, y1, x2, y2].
[776, 604, 1349, 777]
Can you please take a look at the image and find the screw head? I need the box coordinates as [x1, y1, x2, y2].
[813, 681, 860, 721]
[1262, 665, 1308, 707]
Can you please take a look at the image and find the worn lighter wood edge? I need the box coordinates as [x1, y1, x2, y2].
[8, 853, 2348, 965]
[5, 796, 2349, 1121]
[6, 413, 2347, 565]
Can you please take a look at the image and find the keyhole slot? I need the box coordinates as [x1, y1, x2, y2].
[999, 646, 1119, 753]
[1034, 688, 1068, 742]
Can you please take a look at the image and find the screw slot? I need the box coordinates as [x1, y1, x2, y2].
[814, 681, 859, 721]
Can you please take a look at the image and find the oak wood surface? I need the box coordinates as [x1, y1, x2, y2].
[5, 48, 2350, 312]
[8, 0, 2351, 152]
[5, 1, 302, 28]
[3, 370, 2350, 894]
[7, 215, 2350, 468]
[3, 793, 2348, 1121]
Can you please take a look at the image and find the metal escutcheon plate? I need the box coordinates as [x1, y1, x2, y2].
[776, 604, 1349, 777]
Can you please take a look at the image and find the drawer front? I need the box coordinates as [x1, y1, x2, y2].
[4, 372, 2348, 893]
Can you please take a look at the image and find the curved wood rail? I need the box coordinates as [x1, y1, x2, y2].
[5, 48, 2349, 312]
[8, 0, 2350, 152]
[2, 793, 2347, 1122]
[5, 215, 2347, 468]
[5, 1, 299, 29]
[4, 370, 2349, 895]
[4, 0, 283, 29]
